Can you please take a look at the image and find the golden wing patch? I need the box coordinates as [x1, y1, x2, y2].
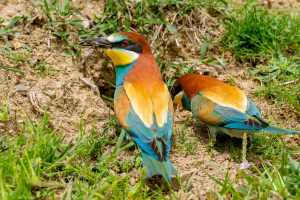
[123, 81, 169, 128]
[203, 86, 247, 112]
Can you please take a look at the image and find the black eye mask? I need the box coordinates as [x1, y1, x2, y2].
[111, 40, 143, 54]
[170, 85, 182, 99]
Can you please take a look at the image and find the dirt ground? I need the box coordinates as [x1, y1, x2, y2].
[1, 0, 300, 198]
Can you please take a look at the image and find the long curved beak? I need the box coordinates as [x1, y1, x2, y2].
[78, 38, 112, 48]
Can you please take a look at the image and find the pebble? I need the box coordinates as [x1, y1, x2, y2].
[130, 177, 136, 186]
[175, 58, 183, 62]
[16, 84, 28, 96]
[43, 90, 56, 99]
[82, 19, 90, 29]
[0, 123, 5, 128]
[87, 3, 94, 9]
[13, 42, 22, 50]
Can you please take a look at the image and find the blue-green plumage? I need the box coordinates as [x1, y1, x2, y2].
[115, 60, 138, 86]
[114, 86, 177, 182]
[189, 92, 299, 140]
[182, 92, 192, 111]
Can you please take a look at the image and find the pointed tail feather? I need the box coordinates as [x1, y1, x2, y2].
[142, 151, 177, 183]
[263, 125, 299, 134]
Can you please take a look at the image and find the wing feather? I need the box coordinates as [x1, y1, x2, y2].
[191, 92, 268, 130]
[114, 85, 173, 161]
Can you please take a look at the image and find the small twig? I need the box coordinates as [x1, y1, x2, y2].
[29, 92, 46, 114]
[80, 77, 99, 95]
[214, 56, 227, 70]
[150, 24, 163, 48]
[48, 30, 51, 48]
[278, 78, 300, 86]
[25, 15, 39, 27]
[260, 107, 289, 110]
[194, 32, 202, 45]
[81, 48, 95, 65]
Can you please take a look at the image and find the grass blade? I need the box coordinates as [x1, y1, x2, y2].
[201, 38, 207, 60]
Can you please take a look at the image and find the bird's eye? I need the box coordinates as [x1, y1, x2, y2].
[171, 88, 175, 94]
[123, 40, 129, 46]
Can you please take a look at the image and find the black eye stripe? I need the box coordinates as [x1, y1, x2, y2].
[112, 40, 134, 46]
[111, 40, 143, 54]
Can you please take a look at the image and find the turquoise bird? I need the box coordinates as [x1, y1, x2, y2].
[171, 73, 299, 146]
[80, 32, 177, 182]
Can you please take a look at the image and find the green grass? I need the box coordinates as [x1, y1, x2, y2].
[221, 5, 300, 60]
[174, 116, 200, 155]
[202, 147, 300, 199]
[251, 55, 300, 113]
[0, 85, 12, 122]
[0, 106, 166, 199]
[0, 14, 30, 43]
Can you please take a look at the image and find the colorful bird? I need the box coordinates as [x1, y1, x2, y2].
[80, 32, 177, 182]
[171, 73, 299, 146]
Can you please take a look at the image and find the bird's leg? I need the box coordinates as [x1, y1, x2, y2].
[208, 125, 217, 145]
[209, 131, 217, 146]
[247, 135, 253, 149]
[201, 129, 217, 146]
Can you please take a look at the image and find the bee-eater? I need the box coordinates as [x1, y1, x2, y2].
[171, 73, 299, 146]
[80, 32, 177, 182]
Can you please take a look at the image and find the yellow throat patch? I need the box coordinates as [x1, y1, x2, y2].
[173, 91, 184, 108]
[104, 48, 139, 66]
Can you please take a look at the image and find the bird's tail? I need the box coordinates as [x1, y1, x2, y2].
[263, 124, 299, 134]
[142, 151, 177, 183]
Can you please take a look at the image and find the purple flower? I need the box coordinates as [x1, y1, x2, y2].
[266, 136, 269, 139]
[3, 143, 8, 147]
[240, 160, 251, 170]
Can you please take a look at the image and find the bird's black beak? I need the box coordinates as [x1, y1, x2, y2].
[78, 38, 112, 48]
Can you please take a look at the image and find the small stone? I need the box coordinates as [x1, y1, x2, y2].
[8, 130, 13, 134]
[82, 19, 89, 29]
[13, 42, 22, 50]
[16, 84, 28, 96]
[0, 123, 5, 128]
[15, 32, 21, 37]
[87, 3, 94, 8]
[17, 120, 24, 124]
[130, 177, 136, 186]
[109, 170, 115, 176]
[174, 58, 183, 62]
[43, 90, 56, 99]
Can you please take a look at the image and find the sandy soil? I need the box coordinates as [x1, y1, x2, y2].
[0, 0, 299, 198]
